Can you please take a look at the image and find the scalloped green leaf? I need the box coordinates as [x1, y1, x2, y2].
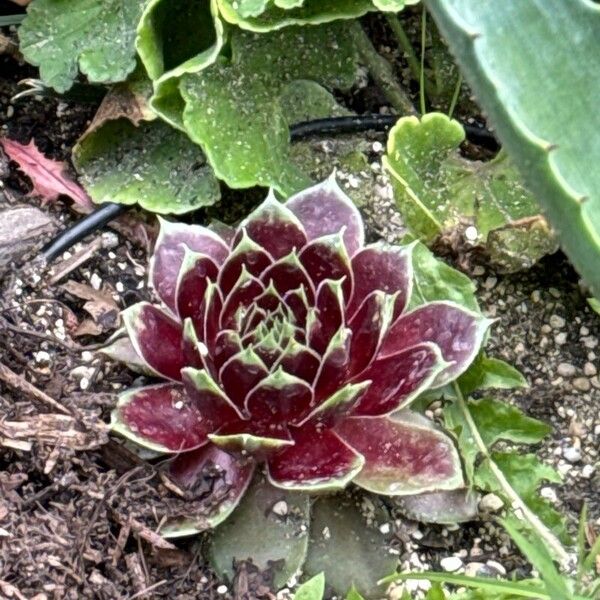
[426, 0, 600, 298]
[384, 113, 557, 273]
[136, 0, 224, 83]
[19, 0, 146, 93]
[209, 473, 310, 589]
[457, 354, 527, 396]
[73, 119, 220, 214]
[216, 0, 372, 32]
[170, 22, 358, 193]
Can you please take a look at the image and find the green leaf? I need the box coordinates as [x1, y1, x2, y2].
[19, 0, 145, 93]
[476, 453, 568, 543]
[73, 119, 220, 214]
[588, 298, 600, 317]
[280, 80, 352, 124]
[426, 583, 448, 600]
[346, 586, 366, 600]
[394, 488, 478, 524]
[426, 0, 600, 299]
[384, 113, 557, 273]
[216, 0, 373, 32]
[408, 241, 480, 313]
[382, 572, 552, 599]
[501, 517, 572, 600]
[294, 573, 325, 600]
[458, 354, 527, 397]
[304, 492, 396, 598]
[443, 397, 551, 485]
[209, 473, 310, 589]
[136, 0, 225, 84]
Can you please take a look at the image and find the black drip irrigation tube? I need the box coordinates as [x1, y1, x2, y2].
[40, 115, 499, 264]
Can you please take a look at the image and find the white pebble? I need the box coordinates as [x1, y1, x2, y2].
[34, 351, 51, 364]
[479, 493, 504, 513]
[581, 465, 595, 479]
[272, 501, 288, 516]
[564, 447, 582, 463]
[465, 226, 478, 242]
[79, 377, 90, 390]
[90, 273, 102, 290]
[440, 556, 463, 572]
[216, 585, 228, 594]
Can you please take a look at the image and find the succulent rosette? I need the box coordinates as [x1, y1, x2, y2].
[108, 176, 490, 533]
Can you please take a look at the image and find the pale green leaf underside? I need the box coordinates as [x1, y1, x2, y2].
[426, 0, 600, 298]
[73, 119, 220, 214]
[385, 113, 557, 273]
[19, 0, 145, 93]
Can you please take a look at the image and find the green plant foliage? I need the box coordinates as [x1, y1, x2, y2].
[384, 113, 557, 273]
[457, 354, 527, 396]
[73, 119, 221, 214]
[425, 0, 600, 299]
[136, 0, 224, 84]
[216, 0, 375, 32]
[209, 474, 310, 589]
[476, 453, 568, 543]
[19, 0, 145, 93]
[346, 586, 367, 600]
[304, 493, 396, 598]
[408, 242, 480, 312]
[154, 22, 359, 193]
[279, 80, 352, 124]
[294, 573, 325, 600]
[588, 298, 600, 317]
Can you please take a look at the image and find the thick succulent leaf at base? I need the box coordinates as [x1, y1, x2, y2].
[209, 473, 310, 589]
[150, 218, 228, 312]
[99, 335, 155, 375]
[267, 425, 364, 492]
[210, 420, 293, 455]
[335, 411, 463, 495]
[175, 248, 219, 322]
[394, 488, 479, 524]
[111, 384, 210, 453]
[381, 301, 493, 387]
[350, 343, 446, 417]
[160, 445, 255, 538]
[304, 491, 397, 598]
[347, 243, 413, 319]
[286, 175, 365, 257]
[121, 302, 186, 381]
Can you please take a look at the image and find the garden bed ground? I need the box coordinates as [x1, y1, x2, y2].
[1, 24, 599, 600]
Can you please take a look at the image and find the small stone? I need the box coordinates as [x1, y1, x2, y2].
[584, 362, 597, 377]
[573, 377, 591, 392]
[79, 377, 90, 391]
[555, 332, 568, 345]
[557, 362, 576, 377]
[540, 487, 557, 503]
[563, 447, 581, 463]
[70, 365, 94, 380]
[90, 273, 102, 290]
[440, 556, 463, 572]
[34, 351, 51, 364]
[379, 523, 391, 534]
[465, 226, 478, 242]
[549, 314, 565, 329]
[483, 276, 497, 290]
[81, 351, 93, 363]
[216, 585, 228, 594]
[485, 561, 507, 576]
[372, 141, 383, 153]
[473, 265, 485, 276]
[581, 465, 595, 479]
[479, 493, 504, 513]
[272, 500, 288, 516]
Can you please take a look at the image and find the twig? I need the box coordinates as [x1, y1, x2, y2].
[1, 316, 79, 352]
[0, 361, 72, 415]
[127, 579, 167, 600]
[350, 22, 417, 116]
[452, 382, 570, 565]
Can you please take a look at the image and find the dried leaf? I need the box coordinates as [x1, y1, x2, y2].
[1, 138, 92, 208]
[62, 280, 120, 334]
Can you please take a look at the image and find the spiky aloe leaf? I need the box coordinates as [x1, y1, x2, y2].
[426, 0, 600, 299]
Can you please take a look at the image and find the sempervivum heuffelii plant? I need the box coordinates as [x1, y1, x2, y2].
[107, 176, 490, 578]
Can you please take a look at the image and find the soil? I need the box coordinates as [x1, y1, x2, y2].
[0, 14, 599, 600]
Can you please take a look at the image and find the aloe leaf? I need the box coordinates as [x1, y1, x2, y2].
[73, 119, 221, 214]
[19, 0, 145, 93]
[209, 473, 310, 589]
[426, 0, 600, 298]
[384, 113, 557, 273]
[304, 491, 396, 597]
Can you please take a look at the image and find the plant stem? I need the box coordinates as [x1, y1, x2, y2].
[419, 6, 427, 115]
[451, 381, 570, 565]
[385, 14, 422, 83]
[350, 22, 416, 116]
[0, 14, 25, 26]
[447, 72, 463, 119]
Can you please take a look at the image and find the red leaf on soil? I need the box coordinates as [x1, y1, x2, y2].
[1, 137, 92, 208]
